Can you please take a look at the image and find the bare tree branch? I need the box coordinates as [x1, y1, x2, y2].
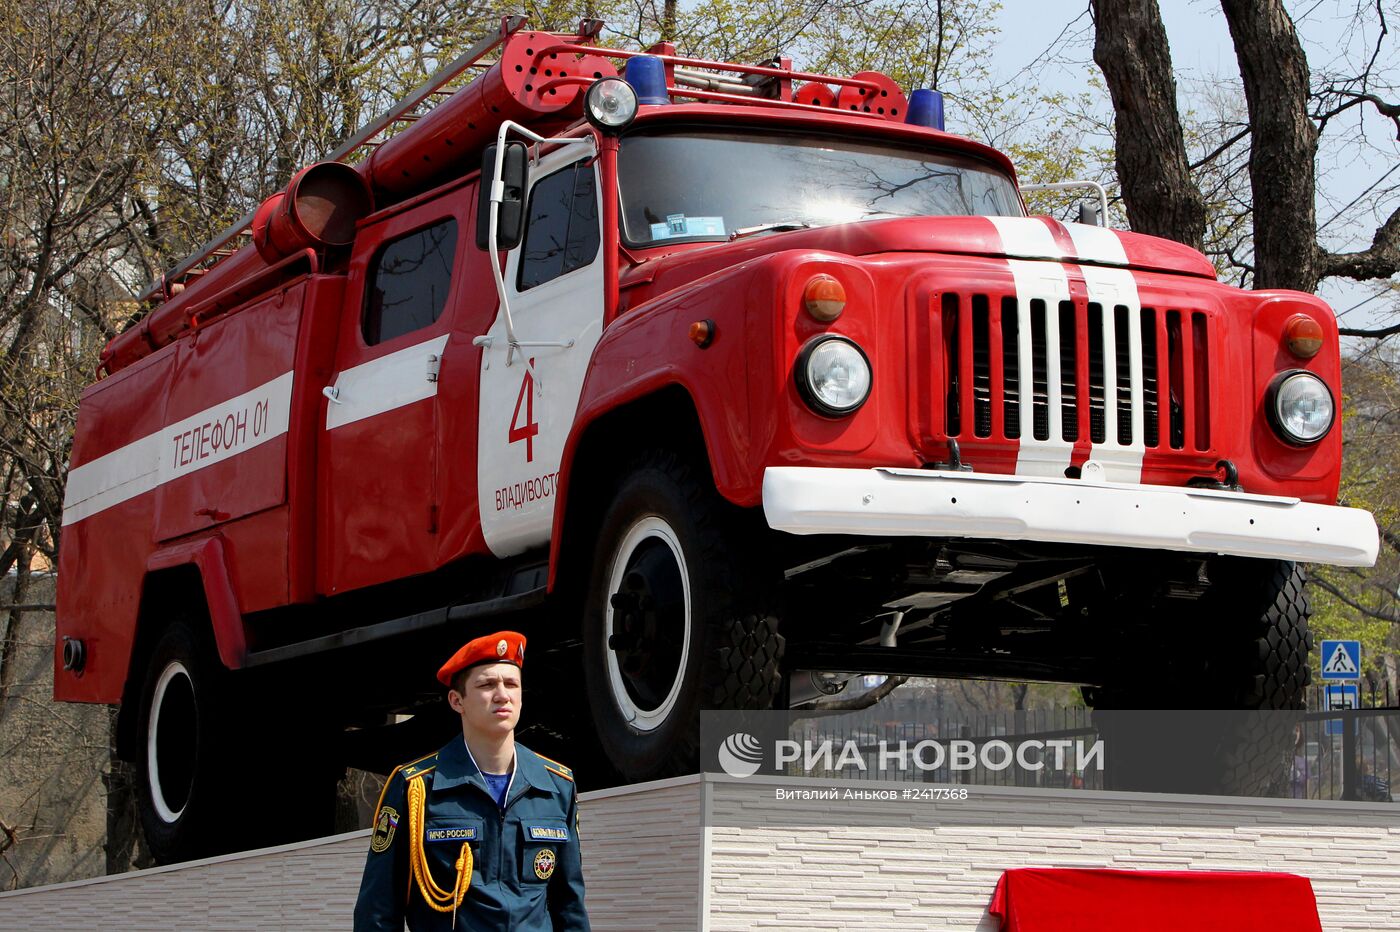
[1311, 576, 1400, 626]
[1339, 321, 1400, 338]
[0, 815, 19, 891]
[1189, 126, 1250, 171]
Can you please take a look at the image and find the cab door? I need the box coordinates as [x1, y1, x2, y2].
[476, 153, 605, 557]
[318, 193, 468, 595]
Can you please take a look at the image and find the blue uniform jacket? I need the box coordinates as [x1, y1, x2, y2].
[353, 737, 589, 931]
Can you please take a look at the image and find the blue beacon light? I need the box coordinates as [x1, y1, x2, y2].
[906, 89, 945, 130]
[624, 55, 671, 106]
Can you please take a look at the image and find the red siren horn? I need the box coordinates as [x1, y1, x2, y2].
[835, 71, 908, 120]
[794, 83, 836, 108]
[252, 161, 373, 263]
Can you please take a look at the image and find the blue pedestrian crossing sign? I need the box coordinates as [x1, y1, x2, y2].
[1320, 640, 1361, 680]
[1323, 683, 1359, 737]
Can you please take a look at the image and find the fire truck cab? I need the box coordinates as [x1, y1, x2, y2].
[55, 18, 1378, 862]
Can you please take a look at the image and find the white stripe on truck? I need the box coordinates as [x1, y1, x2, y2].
[324, 334, 450, 431]
[62, 371, 295, 526]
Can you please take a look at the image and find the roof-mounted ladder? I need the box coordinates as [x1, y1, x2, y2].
[138, 14, 531, 304]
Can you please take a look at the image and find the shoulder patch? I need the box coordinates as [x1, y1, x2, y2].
[540, 758, 574, 783]
[368, 756, 426, 850]
[399, 750, 439, 781]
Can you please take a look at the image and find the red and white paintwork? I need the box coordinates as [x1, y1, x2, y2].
[55, 101, 1375, 706]
[477, 142, 606, 559]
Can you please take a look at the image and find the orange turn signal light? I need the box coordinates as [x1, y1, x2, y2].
[689, 319, 715, 348]
[803, 274, 847, 322]
[1284, 314, 1323, 359]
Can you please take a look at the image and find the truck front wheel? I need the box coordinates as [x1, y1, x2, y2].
[582, 452, 784, 780]
[1087, 558, 1313, 795]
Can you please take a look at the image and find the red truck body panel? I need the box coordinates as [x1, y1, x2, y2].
[59, 277, 318, 699]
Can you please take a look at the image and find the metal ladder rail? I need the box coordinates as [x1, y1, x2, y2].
[529, 41, 880, 97]
[139, 16, 884, 306]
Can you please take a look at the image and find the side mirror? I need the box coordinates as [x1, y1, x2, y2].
[476, 142, 529, 251]
[1078, 201, 1102, 227]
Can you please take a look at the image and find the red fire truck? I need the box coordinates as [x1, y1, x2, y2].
[55, 17, 1377, 861]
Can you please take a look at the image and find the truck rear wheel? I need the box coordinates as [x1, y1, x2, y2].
[136, 619, 338, 862]
[137, 620, 238, 862]
[582, 451, 783, 780]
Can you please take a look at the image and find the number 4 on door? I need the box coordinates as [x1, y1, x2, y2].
[509, 359, 538, 462]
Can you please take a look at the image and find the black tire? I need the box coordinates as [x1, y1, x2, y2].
[136, 620, 338, 863]
[582, 451, 784, 780]
[136, 620, 238, 863]
[1086, 559, 1312, 795]
[1236, 559, 1314, 709]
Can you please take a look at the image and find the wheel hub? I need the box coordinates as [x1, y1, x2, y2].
[603, 516, 692, 732]
[147, 660, 197, 824]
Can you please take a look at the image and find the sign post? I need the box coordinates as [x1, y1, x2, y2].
[1323, 683, 1359, 737]
[1319, 640, 1363, 800]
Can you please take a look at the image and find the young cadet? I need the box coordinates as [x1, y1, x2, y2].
[353, 631, 589, 930]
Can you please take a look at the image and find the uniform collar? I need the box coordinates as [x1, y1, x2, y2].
[432, 735, 551, 804]
[512, 746, 556, 797]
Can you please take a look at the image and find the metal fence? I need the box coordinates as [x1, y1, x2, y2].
[780, 681, 1397, 802]
[1297, 682, 1395, 802]
[795, 705, 1104, 790]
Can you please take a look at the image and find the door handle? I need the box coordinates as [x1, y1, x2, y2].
[322, 385, 343, 405]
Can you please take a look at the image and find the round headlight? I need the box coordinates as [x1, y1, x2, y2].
[584, 77, 639, 130]
[1270, 370, 1334, 444]
[796, 336, 872, 417]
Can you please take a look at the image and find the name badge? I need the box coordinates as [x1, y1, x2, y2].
[527, 825, 569, 841]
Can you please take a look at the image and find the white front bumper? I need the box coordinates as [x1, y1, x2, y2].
[761, 467, 1379, 567]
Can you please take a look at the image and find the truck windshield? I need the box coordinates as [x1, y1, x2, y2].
[617, 129, 1023, 246]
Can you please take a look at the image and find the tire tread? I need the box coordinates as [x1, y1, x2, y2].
[584, 448, 784, 778]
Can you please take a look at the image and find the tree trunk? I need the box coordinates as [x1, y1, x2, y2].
[0, 551, 29, 731]
[104, 707, 152, 874]
[663, 0, 677, 43]
[1090, 0, 1206, 250]
[1219, 0, 1319, 291]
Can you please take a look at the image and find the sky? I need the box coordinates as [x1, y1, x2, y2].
[991, 0, 1399, 339]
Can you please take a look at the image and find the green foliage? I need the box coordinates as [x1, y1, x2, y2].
[1308, 353, 1400, 686]
[1309, 584, 1391, 680]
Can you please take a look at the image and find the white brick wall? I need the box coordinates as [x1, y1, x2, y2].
[704, 777, 1400, 931]
[568, 777, 703, 930]
[0, 830, 369, 929]
[2, 774, 1396, 930]
[0, 775, 702, 930]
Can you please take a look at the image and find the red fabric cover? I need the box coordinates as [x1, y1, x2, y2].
[989, 868, 1323, 932]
